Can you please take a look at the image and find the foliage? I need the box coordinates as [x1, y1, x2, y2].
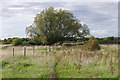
[26, 7, 90, 45]
[55, 45, 118, 78]
[63, 43, 75, 46]
[98, 37, 119, 44]
[84, 39, 100, 51]
[2, 45, 118, 78]
[2, 55, 55, 78]
[89, 36, 95, 42]
[90, 39, 100, 51]
[2, 61, 9, 67]
[1, 36, 119, 46]
[12, 38, 22, 46]
[22, 41, 30, 46]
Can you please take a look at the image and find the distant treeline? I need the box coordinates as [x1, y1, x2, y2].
[0, 36, 119, 46]
[83, 36, 119, 44]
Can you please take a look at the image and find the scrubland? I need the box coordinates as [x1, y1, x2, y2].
[1, 44, 119, 78]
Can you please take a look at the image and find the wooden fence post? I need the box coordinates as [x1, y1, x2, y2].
[24, 47, 26, 57]
[46, 45, 47, 53]
[49, 46, 51, 52]
[33, 46, 35, 56]
[53, 45, 54, 51]
[13, 47, 14, 60]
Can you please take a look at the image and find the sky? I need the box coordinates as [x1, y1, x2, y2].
[0, 0, 119, 39]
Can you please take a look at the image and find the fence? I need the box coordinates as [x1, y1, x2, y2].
[1, 46, 62, 60]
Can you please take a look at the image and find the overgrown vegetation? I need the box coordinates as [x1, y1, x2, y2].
[2, 45, 118, 78]
[2, 53, 56, 78]
[0, 36, 119, 46]
[1, 6, 119, 79]
[84, 39, 100, 51]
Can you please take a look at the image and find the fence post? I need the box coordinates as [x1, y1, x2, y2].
[49, 46, 51, 52]
[46, 45, 47, 53]
[13, 47, 14, 60]
[24, 47, 26, 57]
[33, 46, 35, 56]
[53, 45, 54, 51]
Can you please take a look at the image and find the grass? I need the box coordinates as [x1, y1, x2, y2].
[1, 44, 119, 78]
[2, 54, 56, 78]
[0, 44, 12, 46]
[0, 59, 1, 80]
[55, 45, 118, 78]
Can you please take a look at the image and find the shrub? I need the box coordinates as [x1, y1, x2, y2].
[84, 39, 100, 51]
[77, 40, 81, 42]
[12, 38, 22, 46]
[2, 42, 11, 44]
[22, 41, 30, 46]
[90, 39, 100, 51]
[64, 43, 73, 46]
[21, 62, 32, 67]
[78, 43, 84, 45]
[84, 41, 88, 44]
[2, 61, 9, 67]
[89, 36, 95, 42]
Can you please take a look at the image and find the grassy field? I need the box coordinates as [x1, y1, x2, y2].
[1, 44, 119, 78]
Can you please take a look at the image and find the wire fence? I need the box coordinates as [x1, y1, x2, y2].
[1, 45, 63, 59]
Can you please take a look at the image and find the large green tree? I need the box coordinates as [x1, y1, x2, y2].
[26, 7, 90, 45]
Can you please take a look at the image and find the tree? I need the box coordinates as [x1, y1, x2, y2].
[26, 7, 90, 45]
[7, 38, 12, 43]
[89, 36, 95, 42]
[4, 38, 7, 42]
[12, 38, 22, 46]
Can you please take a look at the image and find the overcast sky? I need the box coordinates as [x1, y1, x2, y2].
[0, 0, 119, 39]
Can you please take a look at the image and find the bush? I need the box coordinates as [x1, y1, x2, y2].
[21, 62, 32, 67]
[22, 41, 30, 46]
[89, 36, 95, 42]
[90, 39, 100, 51]
[12, 38, 22, 46]
[77, 40, 81, 42]
[78, 43, 84, 45]
[84, 41, 88, 44]
[84, 39, 100, 51]
[2, 42, 11, 44]
[63, 43, 75, 46]
[2, 61, 9, 67]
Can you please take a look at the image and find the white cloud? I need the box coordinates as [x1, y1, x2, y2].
[8, 7, 25, 10]
[0, 2, 2, 36]
[0, 33, 13, 39]
[91, 30, 118, 37]
[1, 2, 118, 39]
[0, 33, 26, 39]
[70, 3, 118, 31]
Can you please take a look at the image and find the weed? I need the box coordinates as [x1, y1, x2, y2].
[2, 60, 9, 67]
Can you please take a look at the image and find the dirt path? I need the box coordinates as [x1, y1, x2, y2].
[49, 54, 58, 78]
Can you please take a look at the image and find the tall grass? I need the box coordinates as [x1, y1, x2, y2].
[55, 45, 118, 78]
[1, 45, 118, 78]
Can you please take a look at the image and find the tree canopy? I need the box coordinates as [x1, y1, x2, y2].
[26, 7, 90, 45]
[12, 38, 22, 46]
